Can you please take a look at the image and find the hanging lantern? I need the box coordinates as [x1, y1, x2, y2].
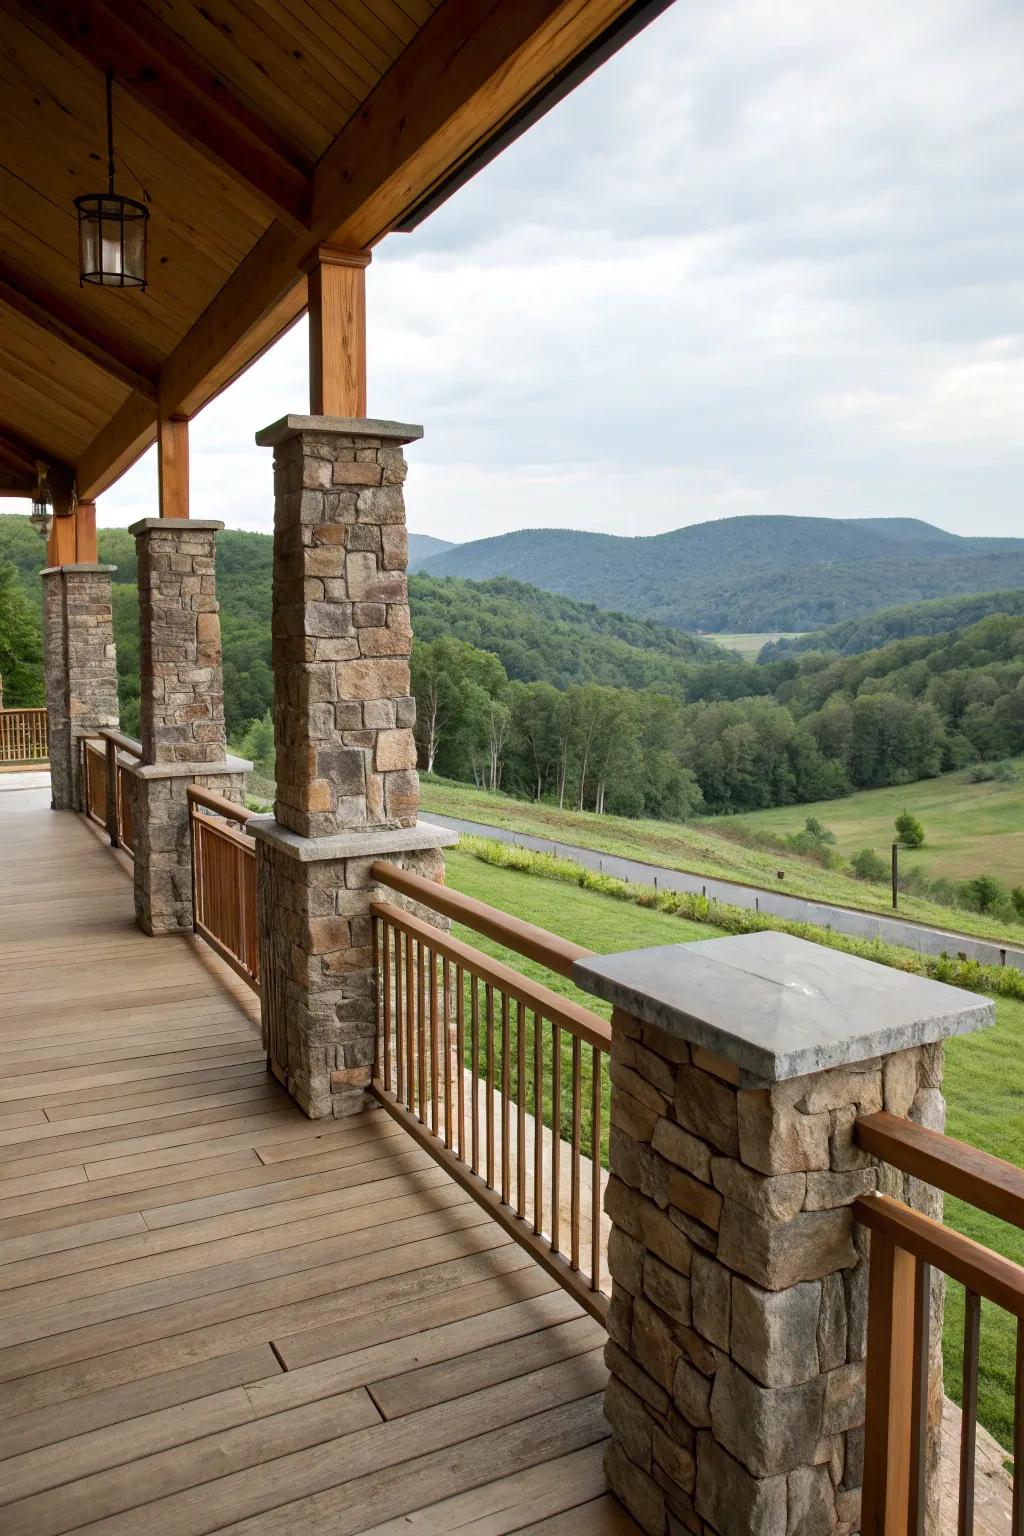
[75, 71, 148, 290]
[29, 463, 53, 541]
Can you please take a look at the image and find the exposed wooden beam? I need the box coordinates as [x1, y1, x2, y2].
[158, 416, 189, 520]
[0, 264, 158, 400]
[76, 392, 154, 502]
[78, 0, 642, 493]
[306, 247, 369, 417]
[22, 0, 314, 232]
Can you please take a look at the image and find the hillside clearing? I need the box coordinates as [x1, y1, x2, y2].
[727, 761, 1024, 884]
[420, 778, 1021, 944]
[704, 630, 804, 658]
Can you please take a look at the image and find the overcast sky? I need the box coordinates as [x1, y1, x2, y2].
[103, 0, 1024, 543]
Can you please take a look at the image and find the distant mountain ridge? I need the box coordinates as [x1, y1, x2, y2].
[765, 588, 1024, 659]
[408, 533, 456, 568]
[418, 516, 1024, 631]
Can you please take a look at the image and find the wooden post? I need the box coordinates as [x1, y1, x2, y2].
[892, 842, 899, 911]
[305, 245, 370, 417]
[45, 494, 77, 566]
[75, 500, 98, 562]
[158, 415, 190, 519]
[861, 1231, 918, 1534]
[105, 733, 119, 847]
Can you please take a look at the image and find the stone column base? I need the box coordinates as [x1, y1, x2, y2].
[40, 564, 119, 811]
[125, 755, 252, 935]
[251, 816, 456, 1119]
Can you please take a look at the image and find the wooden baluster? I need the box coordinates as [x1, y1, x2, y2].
[443, 958, 453, 1150]
[570, 1034, 582, 1272]
[405, 931, 415, 1114]
[379, 917, 390, 1089]
[485, 984, 495, 1189]
[551, 1020, 561, 1255]
[908, 1261, 931, 1536]
[958, 1289, 980, 1536]
[394, 927, 404, 1105]
[591, 1046, 603, 1292]
[533, 1010, 543, 1236]
[417, 939, 427, 1124]
[500, 993, 511, 1205]
[429, 947, 439, 1136]
[1013, 1320, 1024, 1536]
[471, 979, 481, 1174]
[456, 965, 465, 1162]
[516, 999, 526, 1219]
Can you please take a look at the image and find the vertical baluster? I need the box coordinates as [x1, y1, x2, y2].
[485, 984, 495, 1190]
[443, 958, 453, 1149]
[551, 1020, 561, 1255]
[533, 1010, 543, 1236]
[958, 1289, 980, 1536]
[570, 1034, 582, 1272]
[417, 940, 427, 1124]
[1013, 1319, 1024, 1536]
[379, 917, 391, 1089]
[591, 1045, 602, 1292]
[429, 947, 439, 1136]
[405, 931, 415, 1113]
[471, 979, 480, 1174]
[501, 993, 511, 1206]
[456, 965, 465, 1162]
[516, 999, 526, 1219]
[394, 927, 405, 1104]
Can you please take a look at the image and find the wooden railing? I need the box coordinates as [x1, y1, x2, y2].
[84, 729, 142, 856]
[855, 1112, 1024, 1534]
[0, 706, 48, 763]
[81, 738, 108, 828]
[187, 785, 259, 992]
[369, 860, 609, 1322]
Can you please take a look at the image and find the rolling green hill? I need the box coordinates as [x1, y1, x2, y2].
[763, 588, 1024, 660]
[408, 533, 456, 568]
[419, 515, 1024, 631]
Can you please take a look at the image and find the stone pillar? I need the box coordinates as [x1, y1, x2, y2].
[40, 564, 119, 811]
[252, 416, 454, 1119]
[574, 931, 993, 1536]
[125, 519, 250, 935]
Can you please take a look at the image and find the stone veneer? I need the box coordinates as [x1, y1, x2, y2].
[253, 417, 453, 1120]
[126, 520, 249, 935]
[575, 932, 993, 1536]
[40, 565, 119, 811]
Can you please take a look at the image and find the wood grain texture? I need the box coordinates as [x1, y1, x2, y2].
[0, 783, 632, 1533]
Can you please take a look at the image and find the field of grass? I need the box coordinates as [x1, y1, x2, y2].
[443, 844, 1024, 1450]
[419, 777, 1020, 944]
[728, 760, 1024, 885]
[703, 631, 804, 659]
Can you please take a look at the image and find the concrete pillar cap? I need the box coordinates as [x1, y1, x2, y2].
[254, 415, 423, 448]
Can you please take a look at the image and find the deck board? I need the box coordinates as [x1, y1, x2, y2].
[0, 786, 633, 1536]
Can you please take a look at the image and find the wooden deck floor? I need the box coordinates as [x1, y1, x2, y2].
[0, 784, 633, 1536]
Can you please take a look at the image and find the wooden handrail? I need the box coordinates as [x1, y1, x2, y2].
[99, 728, 143, 757]
[371, 899, 611, 1051]
[856, 1111, 1024, 1232]
[372, 860, 594, 979]
[855, 1194, 1024, 1318]
[186, 783, 254, 825]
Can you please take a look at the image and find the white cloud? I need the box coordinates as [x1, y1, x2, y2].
[102, 0, 1024, 541]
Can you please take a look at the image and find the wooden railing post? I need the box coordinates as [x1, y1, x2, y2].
[104, 734, 119, 846]
[861, 1232, 918, 1535]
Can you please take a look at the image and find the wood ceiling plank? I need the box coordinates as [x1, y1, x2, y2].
[252, 0, 388, 101]
[0, 265, 158, 399]
[20, 0, 315, 230]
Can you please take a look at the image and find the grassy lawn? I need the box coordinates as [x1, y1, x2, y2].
[443, 846, 1022, 1450]
[727, 760, 1024, 886]
[704, 631, 805, 659]
[420, 777, 1021, 944]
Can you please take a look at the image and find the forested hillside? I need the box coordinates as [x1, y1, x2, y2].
[419, 515, 1024, 631]
[2, 513, 1022, 822]
[762, 588, 1024, 659]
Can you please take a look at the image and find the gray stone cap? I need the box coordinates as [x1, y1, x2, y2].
[128, 518, 225, 536]
[40, 564, 117, 576]
[123, 754, 252, 781]
[573, 929, 994, 1084]
[255, 415, 424, 449]
[248, 815, 457, 862]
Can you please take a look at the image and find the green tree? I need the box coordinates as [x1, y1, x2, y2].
[851, 848, 889, 882]
[0, 561, 44, 706]
[895, 809, 925, 847]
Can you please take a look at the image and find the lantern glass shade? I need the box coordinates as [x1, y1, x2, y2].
[29, 486, 52, 541]
[75, 193, 148, 288]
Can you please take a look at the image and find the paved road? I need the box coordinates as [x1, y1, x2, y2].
[427, 813, 1024, 973]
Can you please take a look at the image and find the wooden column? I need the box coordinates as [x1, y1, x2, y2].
[45, 492, 77, 566]
[75, 500, 97, 562]
[305, 246, 370, 417]
[158, 414, 190, 520]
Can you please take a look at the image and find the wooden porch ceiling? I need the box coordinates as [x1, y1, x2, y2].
[0, 0, 671, 502]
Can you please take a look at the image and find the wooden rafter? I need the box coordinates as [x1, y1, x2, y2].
[75, 0, 647, 499]
[0, 264, 158, 400]
[21, 0, 314, 232]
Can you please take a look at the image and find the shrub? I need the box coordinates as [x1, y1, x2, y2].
[803, 817, 837, 845]
[851, 848, 889, 883]
[895, 809, 925, 847]
[1013, 887, 1024, 920]
[960, 875, 1009, 915]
